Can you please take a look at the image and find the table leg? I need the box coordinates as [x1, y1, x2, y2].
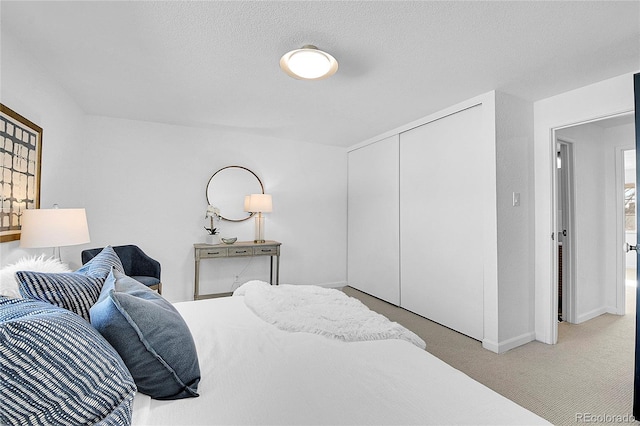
[194, 258, 200, 300]
[270, 256, 274, 285]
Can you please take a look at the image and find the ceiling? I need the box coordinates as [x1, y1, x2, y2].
[1, 1, 639, 147]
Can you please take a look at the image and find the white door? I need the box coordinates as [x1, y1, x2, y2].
[400, 105, 484, 340]
[348, 135, 400, 305]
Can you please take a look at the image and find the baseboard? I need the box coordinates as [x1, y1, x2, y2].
[483, 331, 536, 354]
[317, 281, 348, 289]
[576, 306, 608, 324]
[606, 305, 623, 315]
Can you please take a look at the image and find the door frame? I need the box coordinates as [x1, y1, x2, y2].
[554, 138, 576, 323]
[616, 145, 636, 315]
[632, 71, 639, 420]
[545, 111, 634, 343]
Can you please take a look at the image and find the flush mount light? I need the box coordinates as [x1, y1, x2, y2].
[280, 45, 338, 80]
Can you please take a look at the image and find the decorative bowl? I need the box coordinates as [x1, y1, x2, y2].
[221, 237, 237, 245]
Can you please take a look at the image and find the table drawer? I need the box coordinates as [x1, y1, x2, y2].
[229, 247, 253, 256]
[199, 248, 228, 258]
[254, 246, 278, 256]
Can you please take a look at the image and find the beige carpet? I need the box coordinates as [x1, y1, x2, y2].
[343, 286, 638, 425]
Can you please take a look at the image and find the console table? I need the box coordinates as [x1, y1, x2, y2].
[193, 240, 281, 300]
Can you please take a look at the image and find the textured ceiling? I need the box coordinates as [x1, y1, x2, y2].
[1, 1, 639, 147]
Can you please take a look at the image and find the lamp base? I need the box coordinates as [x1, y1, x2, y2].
[254, 239, 266, 244]
[254, 213, 265, 244]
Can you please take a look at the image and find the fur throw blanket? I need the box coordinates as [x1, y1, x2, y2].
[234, 280, 426, 349]
[0, 255, 71, 298]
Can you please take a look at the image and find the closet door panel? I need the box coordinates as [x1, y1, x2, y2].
[400, 106, 484, 340]
[348, 135, 400, 305]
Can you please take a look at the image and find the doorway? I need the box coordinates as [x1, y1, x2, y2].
[552, 113, 636, 335]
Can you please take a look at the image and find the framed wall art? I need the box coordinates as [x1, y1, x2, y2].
[0, 104, 42, 243]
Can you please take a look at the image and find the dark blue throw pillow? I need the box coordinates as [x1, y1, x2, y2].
[90, 268, 200, 400]
[17, 246, 126, 321]
[0, 296, 136, 425]
[17, 270, 103, 321]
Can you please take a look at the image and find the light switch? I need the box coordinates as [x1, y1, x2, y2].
[513, 192, 521, 207]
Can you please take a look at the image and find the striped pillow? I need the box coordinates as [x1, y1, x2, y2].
[0, 296, 136, 425]
[76, 246, 125, 278]
[17, 271, 103, 321]
[16, 246, 125, 321]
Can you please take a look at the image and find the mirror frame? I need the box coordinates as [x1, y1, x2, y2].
[205, 165, 265, 222]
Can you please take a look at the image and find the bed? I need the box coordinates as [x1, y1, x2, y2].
[131, 283, 548, 425]
[1, 249, 549, 425]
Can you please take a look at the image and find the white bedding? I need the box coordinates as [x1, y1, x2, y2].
[132, 295, 549, 425]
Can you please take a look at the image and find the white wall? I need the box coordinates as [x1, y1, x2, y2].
[81, 116, 347, 302]
[0, 32, 88, 268]
[494, 92, 535, 348]
[1, 32, 348, 302]
[533, 72, 636, 344]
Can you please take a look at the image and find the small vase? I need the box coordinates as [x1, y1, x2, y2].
[206, 234, 220, 245]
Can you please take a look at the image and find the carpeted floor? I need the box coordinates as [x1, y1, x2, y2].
[343, 285, 638, 425]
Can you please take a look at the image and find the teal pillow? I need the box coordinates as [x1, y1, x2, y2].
[90, 269, 200, 400]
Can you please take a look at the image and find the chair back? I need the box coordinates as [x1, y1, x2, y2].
[81, 245, 160, 279]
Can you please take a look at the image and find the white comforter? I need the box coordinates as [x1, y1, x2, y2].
[132, 295, 549, 425]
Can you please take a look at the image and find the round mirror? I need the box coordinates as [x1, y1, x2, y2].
[206, 166, 264, 222]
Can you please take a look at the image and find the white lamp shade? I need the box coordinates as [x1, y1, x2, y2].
[244, 194, 272, 213]
[19, 208, 90, 248]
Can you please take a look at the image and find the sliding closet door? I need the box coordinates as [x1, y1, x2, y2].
[400, 105, 484, 340]
[348, 135, 400, 305]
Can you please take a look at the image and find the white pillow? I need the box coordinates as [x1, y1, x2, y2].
[0, 255, 71, 298]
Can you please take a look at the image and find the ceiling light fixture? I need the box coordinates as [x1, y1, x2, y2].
[280, 45, 338, 80]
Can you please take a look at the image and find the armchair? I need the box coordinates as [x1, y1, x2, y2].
[81, 245, 162, 294]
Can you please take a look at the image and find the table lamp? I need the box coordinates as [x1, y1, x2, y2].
[19, 207, 90, 260]
[244, 194, 272, 243]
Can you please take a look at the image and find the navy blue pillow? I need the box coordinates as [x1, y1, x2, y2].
[17, 271, 103, 321]
[0, 296, 136, 425]
[90, 269, 200, 400]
